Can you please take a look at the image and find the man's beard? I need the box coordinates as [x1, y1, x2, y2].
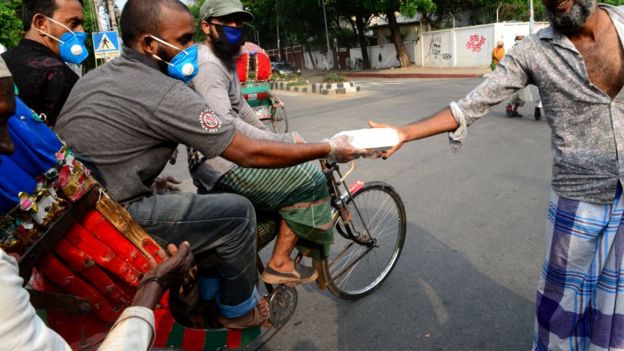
[156, 46, 174, 74]
[546, 0, 596, 36]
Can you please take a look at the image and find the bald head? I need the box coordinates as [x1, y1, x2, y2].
[120, 0, 191, 48]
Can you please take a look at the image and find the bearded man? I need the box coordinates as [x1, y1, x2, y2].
[370, 1, 624, 349]
[189, 0, 336, 285]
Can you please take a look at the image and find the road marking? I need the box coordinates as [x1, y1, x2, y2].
[418, 277, 449, 324]
[354, 80, 419, 88]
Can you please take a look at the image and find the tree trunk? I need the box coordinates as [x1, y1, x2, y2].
[355, 14, 371, 69]
[386, 10, 412, 68]
[305, 43, 316, 70]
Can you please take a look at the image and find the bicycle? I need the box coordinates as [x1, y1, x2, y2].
[266, 92, 288, 134]
[254, 159, 407, 342]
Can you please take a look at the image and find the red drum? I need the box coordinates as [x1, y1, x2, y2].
[27, 188, 260, 351]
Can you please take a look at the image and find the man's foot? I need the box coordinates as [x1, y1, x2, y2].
[262, 262, 318, 285]
[218, 298, 271, 329]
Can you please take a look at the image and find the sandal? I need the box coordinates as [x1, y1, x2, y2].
[218, 299, 271, 329]
[262, 263, 318, 285]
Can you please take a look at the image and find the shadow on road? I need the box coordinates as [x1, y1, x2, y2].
[261, 221, 535, 351]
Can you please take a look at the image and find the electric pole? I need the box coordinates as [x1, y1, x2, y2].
[320, 0, 331, 70]
[529, 0, 535, 34]
[276, 0, 281, 61]
[105, 0, 118, 31]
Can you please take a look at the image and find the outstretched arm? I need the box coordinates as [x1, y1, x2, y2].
[221, 131, 368, 168]
[370, 107, 459, 158]
[370, 41, 532, 159]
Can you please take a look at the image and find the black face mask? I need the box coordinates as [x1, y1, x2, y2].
[210, 23, 245, 57]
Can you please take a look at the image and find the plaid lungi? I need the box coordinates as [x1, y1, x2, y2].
[534, 186, 624, 350]
[216, 162, 333, 256]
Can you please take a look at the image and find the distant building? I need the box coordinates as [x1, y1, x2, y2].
[368, 13, 423, 46]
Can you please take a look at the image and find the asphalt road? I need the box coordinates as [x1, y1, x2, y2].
[167, 77, 551, 350]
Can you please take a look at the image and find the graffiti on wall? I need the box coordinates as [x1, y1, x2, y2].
[425, 34, 452, 65]
[466, 34, 487, 53]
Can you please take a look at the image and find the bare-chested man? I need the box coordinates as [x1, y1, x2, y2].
[371, 1, 624, 349]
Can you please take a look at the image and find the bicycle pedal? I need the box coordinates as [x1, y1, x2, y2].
[268, 285, 298, 328]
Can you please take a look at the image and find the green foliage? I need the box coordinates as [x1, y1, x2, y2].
[322, 73, 346, 83]
[0, 0, 23, 48]
[81, 0, 98, 71]
[399, 0, 437, 18]
[286, 80, 310, 87]
[188, 0, 207, 43]
[600, 0, 624, 5]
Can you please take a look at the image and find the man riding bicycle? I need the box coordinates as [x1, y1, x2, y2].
[189, 0, 336, 286]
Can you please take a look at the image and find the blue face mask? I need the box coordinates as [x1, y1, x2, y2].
[210, 23, 245, 56]
[150, 35, 199, 83]
[222, 25, 244, 46]
[38, 17, 89, 64]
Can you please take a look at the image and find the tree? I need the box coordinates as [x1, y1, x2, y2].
[335, 1, 373, 68]
[0, 0, 23, 49]
[239, 0, 336, 68]
[188, 0, 207, 42]
[361, 0, 436, 68]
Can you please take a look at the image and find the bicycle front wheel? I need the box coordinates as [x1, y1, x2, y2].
[271, 104, 289, 133]
[320, 181, 406, 299]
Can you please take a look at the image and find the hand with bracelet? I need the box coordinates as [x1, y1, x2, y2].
[96, 242, 194, 350]
[132, 241, 195, 309]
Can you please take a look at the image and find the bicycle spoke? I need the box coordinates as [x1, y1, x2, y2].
[324, 183, 406, 298]
[330, 243, 364, 274]
[327, 241, 356, 269]
[331, 246, 372, 286]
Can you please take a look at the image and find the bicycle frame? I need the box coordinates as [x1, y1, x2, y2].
[311, 160, 381, 291]
[320, 160, 375, 246]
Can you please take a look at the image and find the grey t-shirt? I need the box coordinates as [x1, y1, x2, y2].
[55, 48, 235, 203]
[189, 45, 293, 190]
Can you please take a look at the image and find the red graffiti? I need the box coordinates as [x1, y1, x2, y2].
[466, 35, 487, 53]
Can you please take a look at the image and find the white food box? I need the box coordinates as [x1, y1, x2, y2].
[334, 128, 400, 151]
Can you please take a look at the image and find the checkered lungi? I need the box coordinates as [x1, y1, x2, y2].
[216, 162, 334, 256]
[534, 186, 624, 350]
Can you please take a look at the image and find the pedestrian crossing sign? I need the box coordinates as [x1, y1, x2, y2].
[92, 31, 121, 59]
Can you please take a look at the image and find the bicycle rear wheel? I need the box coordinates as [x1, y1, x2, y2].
[320, 181, 406, 299]
[270, 100, 288, 133]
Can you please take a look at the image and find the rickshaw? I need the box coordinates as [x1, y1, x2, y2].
[236, 42, 288, 134]
[1, 95, 406, 350]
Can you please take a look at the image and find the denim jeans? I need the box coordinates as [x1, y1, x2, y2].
[126, 191, 257, 308]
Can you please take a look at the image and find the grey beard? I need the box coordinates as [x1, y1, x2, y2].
[546, 0, 596, 36]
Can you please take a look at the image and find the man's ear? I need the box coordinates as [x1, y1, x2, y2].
[32, 13, 49, 36]
[140, 34, 158, 56]
[200, 20, 211, 36]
